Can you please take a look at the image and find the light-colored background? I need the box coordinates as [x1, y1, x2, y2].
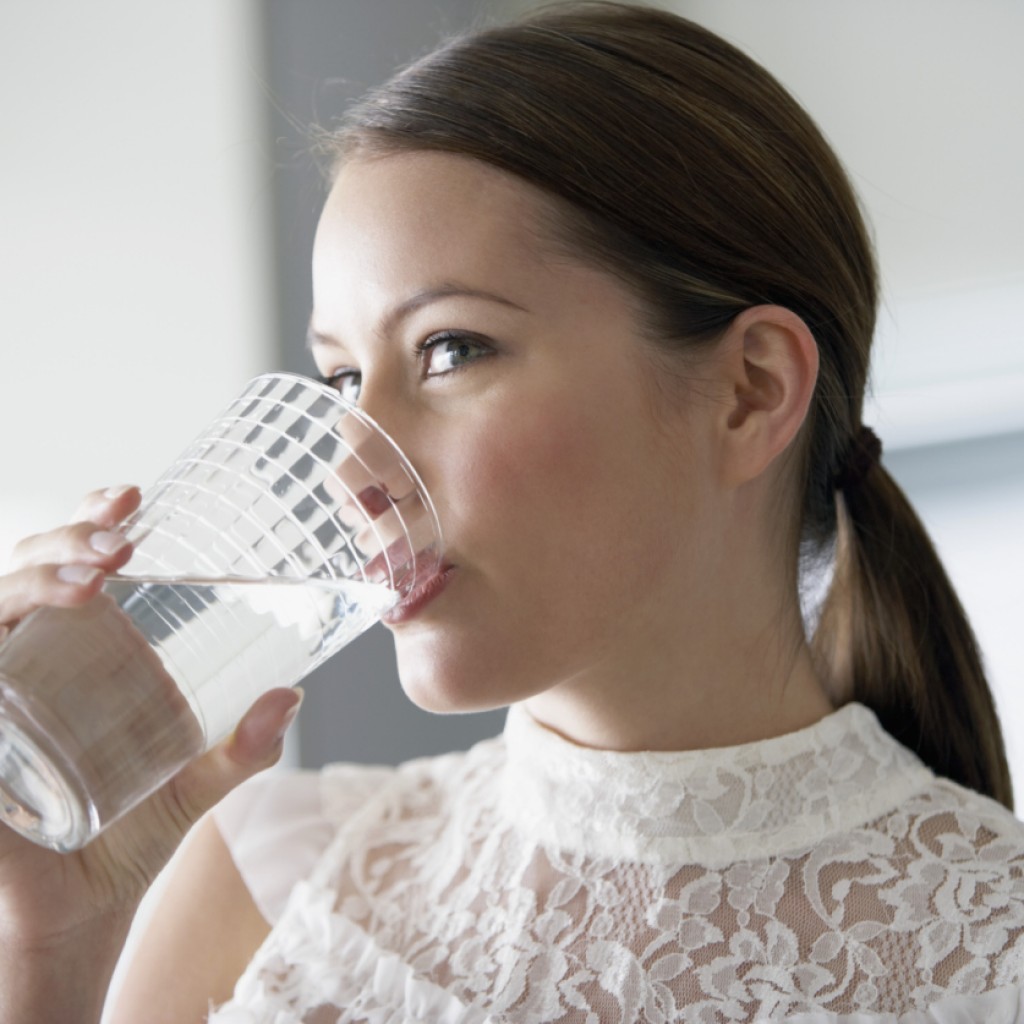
[2, 1, 1022, 791]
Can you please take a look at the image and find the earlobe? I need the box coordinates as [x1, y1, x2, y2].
[718, 305, 819, 487]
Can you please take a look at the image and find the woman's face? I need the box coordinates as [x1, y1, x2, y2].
[310, 151, 721, 715]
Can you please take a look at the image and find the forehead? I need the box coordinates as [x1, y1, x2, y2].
[313, 151, 562, 298]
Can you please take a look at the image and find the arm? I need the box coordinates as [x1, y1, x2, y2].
[106, 817, 270, 1024]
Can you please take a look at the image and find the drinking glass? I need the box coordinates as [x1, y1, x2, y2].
[0, 373, 442, 851]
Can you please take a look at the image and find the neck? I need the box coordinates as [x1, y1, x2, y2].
[523, 595, 834, 754]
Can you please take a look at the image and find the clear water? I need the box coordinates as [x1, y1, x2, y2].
[103, 575, 397, 742]
[0, 574, 395, 849]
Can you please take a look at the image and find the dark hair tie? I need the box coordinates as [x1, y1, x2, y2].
[836, 425, 883, 491]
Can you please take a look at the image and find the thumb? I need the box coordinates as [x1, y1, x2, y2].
[164, 687, 303, 826]
[230, 685, 305, 769]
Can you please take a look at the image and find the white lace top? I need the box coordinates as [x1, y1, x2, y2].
[207, 703, 1024, 1023]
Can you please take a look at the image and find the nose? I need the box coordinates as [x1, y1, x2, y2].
[323, 395, 443, 592]
[349, 380, 431, 497]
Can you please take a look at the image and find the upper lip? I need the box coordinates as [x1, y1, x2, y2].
[397, 560, 454, 602]
[382, 561, 455, 623]
[400, 546, 451, 590]
[360, 543, 445, 591]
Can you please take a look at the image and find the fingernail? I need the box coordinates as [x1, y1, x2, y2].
[103, 484, 135, 501]
[57, 564, 102, 586]
[275, 687, 304, 742]
[90, 530, 129, 556]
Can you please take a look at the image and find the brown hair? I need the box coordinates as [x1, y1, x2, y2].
[327, 2, 1011, 807]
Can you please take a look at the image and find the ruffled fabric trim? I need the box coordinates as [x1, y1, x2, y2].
[209, 881, 501, 1023]
[212, 762, 400, 924]
[778, 983, 1024, 1022]
[211, 770, 339, 923]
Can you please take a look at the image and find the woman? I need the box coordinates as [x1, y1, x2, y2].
[2, 4, 1022, 1021]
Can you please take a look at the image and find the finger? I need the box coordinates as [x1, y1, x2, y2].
[160, 688, 303, 826]
[0, 562, 107, 626]
[8, 520, 134, 574]
[70, 484, 142, 528]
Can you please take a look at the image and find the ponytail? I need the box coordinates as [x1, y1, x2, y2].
[813, 457, 1013, 809]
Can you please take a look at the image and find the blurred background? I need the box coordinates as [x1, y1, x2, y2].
[1, 0, 1022, 789]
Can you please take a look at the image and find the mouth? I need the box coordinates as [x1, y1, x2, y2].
[381, 563, 456, 625]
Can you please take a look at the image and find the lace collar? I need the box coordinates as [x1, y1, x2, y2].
[498, 702, 934, 866]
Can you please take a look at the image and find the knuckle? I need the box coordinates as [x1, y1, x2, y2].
[71, 489, 107, 523]
[9, 523, 98, 571]
[10, 532, 42, 565]
[162, 777, 207, 835]
[64, 522, 103, 560]
[54, 525, 86, 564]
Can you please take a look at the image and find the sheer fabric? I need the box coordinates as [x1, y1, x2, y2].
[209, 704, 1024, 1022]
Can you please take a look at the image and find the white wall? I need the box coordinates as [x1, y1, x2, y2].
[0, 0, 274, 557]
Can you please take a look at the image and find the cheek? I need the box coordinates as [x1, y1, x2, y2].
[430, 392, 686, 592]
[442, 401, 597, 533]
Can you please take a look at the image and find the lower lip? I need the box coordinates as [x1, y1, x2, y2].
[381, 565, 456, 625]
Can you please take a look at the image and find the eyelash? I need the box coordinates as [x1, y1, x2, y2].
[414, 330, 492, 373]
[316, 366, 361, 397]
[316, 330, 491, 393]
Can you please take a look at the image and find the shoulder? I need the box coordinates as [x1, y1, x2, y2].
[897, 775, 1024, 856]
[863, 774, 1024, 995]
[890, 776, 1024, 931]
[211, 762, 396, 923]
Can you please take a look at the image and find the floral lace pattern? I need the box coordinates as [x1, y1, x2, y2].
[209, 704, 1024, 1023]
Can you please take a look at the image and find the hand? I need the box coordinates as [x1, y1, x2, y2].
[0, 484, 140, 637]
[0, 487, 300, 985]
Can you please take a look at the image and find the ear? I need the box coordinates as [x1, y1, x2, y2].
[713, 305, 819, 488]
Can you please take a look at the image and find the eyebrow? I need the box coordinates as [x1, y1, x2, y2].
[306, 284, 529, 351]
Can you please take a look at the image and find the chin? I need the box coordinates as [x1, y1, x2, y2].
[396, 658, 506, 715]
[392, 629, 533, 715]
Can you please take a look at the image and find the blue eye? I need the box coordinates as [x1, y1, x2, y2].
[421, 332, 492, 376]
[319, 368, 362, 403]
